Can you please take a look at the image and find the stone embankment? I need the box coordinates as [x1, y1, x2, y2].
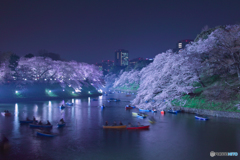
[172, 106, 240, 119]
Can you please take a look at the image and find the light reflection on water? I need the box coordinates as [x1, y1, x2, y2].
[0, 94, 239, 160]
[13, 103, 19, 137]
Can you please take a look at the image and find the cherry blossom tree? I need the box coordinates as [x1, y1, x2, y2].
[190, 25, 240, 79]
[1, 56, 103, 91]
[113, 70, 140, 88]
[104, 73, 118, 91]
[132, 49, 201, 110]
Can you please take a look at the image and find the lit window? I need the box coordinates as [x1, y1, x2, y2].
[178, 43, 182, 48]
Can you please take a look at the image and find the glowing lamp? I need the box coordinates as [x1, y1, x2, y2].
[161, 110, 165, 114]
[49, 90, 51, 93]
[15, 90, 18, 94]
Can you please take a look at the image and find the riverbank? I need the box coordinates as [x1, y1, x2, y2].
[0, 93, 102, 103]
[168, 106, 240, 119]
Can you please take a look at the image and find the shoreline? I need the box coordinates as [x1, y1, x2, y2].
[170, 106, 240, 119]
[0, 93, 102, 103]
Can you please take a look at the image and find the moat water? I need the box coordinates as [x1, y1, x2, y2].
[0, 93, 239, 160]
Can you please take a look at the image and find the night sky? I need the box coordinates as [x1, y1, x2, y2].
[1, 0, 240, 64]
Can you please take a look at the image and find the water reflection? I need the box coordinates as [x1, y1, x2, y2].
[33, 104, 39, 120]
[48, 101, 52, 121]
[88, 97, 91, 107]
[13, 103, 19, 137]
[99, 96, 103, 106]
[75, 99, 81, 104]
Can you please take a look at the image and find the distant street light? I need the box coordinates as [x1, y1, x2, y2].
[49, 90, 51, 93]
[15, 90, 18, 94]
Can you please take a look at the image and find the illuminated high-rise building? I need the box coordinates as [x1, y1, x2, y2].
[176, 39, 193, 52]
[115, 49, 129, 66]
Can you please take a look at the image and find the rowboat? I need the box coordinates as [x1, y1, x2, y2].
[59, 106, 65, 109]
[132, 112, 138, 116]
[137, 114, 147, 119]
[125, 105, 136, 109]
[148, 117, 156, 123]
[20, 120, 38, 124]
[29, 124, 53, 128]
[195, 115, 209, 121]
[66, 102, 73, 106]
[58, 123, 66, 127]
[152, 109, 157, 113]
[103, 125, 127, 129]
[149, 119, 155, 124]
[107, 98, 120, 102]
[168, 110, 178, 114]
[127, 125, 150, 129]
[36, 130, 56, 137]
[139, 108, 151, 112]
[1, 112, 11, 116]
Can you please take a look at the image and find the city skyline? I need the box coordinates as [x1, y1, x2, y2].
[1, 0, 240, 64]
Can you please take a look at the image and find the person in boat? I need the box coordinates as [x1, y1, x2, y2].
[105, 121, 108, 126]
[26, 117, 30, 121]
[60, 118, 65, 123]
[119, 121, 123, 125]
[113, 121, 117, 126]
[38, 121, 43, 125]
[138, 122, 141, 127]
[33, 116, 36, 121]
[1, 134, 10, 150]
[47, 120, 51, 125]
[128, 122, 131, 127]
[61, 104, 64, 107]
[1, 134, 9, 143]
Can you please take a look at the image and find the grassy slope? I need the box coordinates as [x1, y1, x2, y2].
[174, 75, 240, 112]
